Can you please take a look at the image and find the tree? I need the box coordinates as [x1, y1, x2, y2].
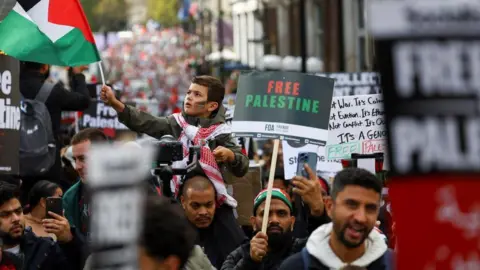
[146, 0, 179, 27]
[80, 0, 129, 32]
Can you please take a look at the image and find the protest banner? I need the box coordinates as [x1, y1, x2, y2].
[87, 143, 154, 269]
[233, 71, 334, 233]
[316, 72, 381, 96]
[282, 94, 386, 178]
[0, 55, 20, 175]
[232, 71, 334, 146]
[370, 0, 480, 269]
[79, 83, 130, 131]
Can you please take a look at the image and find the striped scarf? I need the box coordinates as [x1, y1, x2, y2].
[171, 113, 237, 207]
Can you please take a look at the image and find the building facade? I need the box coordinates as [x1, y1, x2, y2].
[230, 0, 373, 72]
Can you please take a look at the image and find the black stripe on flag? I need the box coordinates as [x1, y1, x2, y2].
[18, 0, 42, 12]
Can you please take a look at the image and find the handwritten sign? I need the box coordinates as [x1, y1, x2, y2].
[326, 94, 386, 162]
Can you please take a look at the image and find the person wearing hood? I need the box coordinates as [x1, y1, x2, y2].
[279, 168, 394, 270]
[221, 188, 304, 270]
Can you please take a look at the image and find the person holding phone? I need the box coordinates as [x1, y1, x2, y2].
[24, 181, 64, 240]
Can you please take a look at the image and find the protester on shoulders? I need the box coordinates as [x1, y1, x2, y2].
[23, 181, 63, 239]
[0, 182, 83, 270]
[221, 188, 305, 270]
[180, 174, 247, 269]
[101, 75, 249, 181]
[279, 168, 394, 270]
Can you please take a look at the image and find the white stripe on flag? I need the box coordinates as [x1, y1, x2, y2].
[27, 0, 73, 43]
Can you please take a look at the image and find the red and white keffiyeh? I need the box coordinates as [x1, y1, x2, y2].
[171, 113, 237, 207]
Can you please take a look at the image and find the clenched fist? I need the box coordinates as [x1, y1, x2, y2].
[250, 232, 268, 262]
[100, 85, 116, 106]
[213, 146, 235, 163]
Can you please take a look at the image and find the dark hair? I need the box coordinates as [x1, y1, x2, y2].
[140, 196, 196, 268]
[331, 168, 382, 200]
[0, 182, 20, 207]
[192, 75, 225, 105]
[25, 181, 60, 213]
[71, 128, 108, 145]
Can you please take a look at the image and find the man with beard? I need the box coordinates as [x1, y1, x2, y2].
[279, 168, 394, 270]
[180, 174, 247, 269]
[0, 182, 83, 269]
[221, 188, 304, 270]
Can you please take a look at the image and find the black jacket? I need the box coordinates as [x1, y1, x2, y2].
[221, 238, 307, 270]
[279, 248, 394, 270]
[18, 227, 84, 270]
[20, 71, 90, 136]
[195, 205, 247, 269]
[19, 70, 90, 185]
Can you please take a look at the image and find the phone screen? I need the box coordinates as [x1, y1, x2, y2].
[46, 197, 63, 218]
[296, 152, 318, 178]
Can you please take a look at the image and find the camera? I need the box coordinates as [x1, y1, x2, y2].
[150, 135, 201, 199]
[153, 135, 184, 165]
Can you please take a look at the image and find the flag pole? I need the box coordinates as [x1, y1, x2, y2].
[98, 62, 106, 85]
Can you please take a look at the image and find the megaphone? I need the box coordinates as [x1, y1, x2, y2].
[0, 0, 16, 21]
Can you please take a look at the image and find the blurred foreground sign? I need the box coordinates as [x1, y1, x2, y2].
[370, 0, 480, 269]
[87, 143, 154, 270]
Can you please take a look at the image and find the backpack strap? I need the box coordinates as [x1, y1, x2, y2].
[35, 81, 55, 103]
[301, 247, 310, 270]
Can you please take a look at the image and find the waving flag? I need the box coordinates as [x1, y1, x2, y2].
[0, 0, 100, 66]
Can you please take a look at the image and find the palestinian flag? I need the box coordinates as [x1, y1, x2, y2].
[0, 0, 100, 66]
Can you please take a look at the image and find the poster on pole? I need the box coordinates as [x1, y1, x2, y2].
[0, 55, 20, 175]
[316, 72, 382, 96]
[370, 0, 480, 269]
[88, 143, 154, 269]
[232, 71, 335, 146]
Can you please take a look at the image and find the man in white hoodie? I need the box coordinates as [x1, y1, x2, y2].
[279, 168, 394, 270]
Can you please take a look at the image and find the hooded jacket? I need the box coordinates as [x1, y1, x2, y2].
[117, 104, 249, 178]
[279, 223, 393, 270]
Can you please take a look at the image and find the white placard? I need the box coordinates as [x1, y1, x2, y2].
[326, 94, 386, 164]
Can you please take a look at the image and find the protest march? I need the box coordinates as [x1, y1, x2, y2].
[0, 0, 478, 269]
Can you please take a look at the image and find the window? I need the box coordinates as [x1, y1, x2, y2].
[289, 2, 301, 56]
[264, 6, 278, 55]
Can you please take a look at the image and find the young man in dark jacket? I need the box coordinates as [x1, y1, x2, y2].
[221, 188, 304, 270]
[0, 182, 84, 270]
[101, 75, 249, 205]
[279, 168, 394, 270]
[20, 62, 91, 199]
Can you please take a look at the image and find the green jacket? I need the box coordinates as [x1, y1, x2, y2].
[117, 104, 249, 178]
[62, 181, 82, 230]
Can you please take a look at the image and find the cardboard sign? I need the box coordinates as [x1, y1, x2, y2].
[232, 71, 335, 146]
[326, 94, 386, 162]
[0, 55, 20, 175]
[316, 72, 381, 96]
[87, 144, 154, 269]
[79, 101, 130, 130]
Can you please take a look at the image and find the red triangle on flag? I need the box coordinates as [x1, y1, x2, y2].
[48, 0, 96, 44]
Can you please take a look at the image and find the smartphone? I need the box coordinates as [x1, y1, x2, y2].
[46, 197, 63, 218]
[296, 152, 318, 178]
